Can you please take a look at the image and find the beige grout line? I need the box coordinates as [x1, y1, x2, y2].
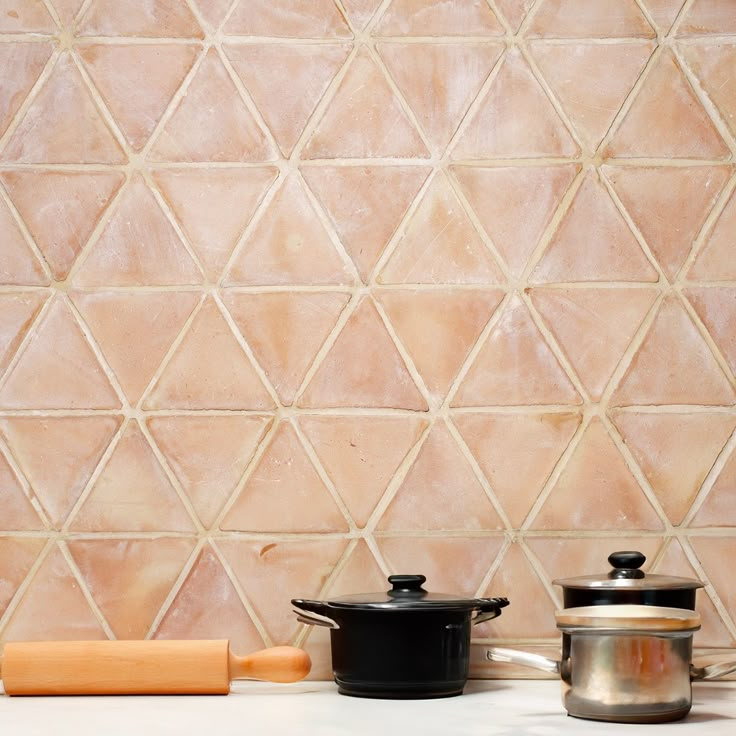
[681, 424, 736, 527]
[474, 536, 511, 600]
[0, 437, 51, 529]
[146, 537, 205, 640]
[680, 536, 736, 641]
[0, 537, 54, 638]
[58, 538, 117, 639]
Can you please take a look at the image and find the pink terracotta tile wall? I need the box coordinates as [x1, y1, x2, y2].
[0, 0, 735, 679]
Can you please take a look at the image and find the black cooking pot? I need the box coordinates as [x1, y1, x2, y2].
[555, 551, 703, 609]
[292, 574, 508, 699]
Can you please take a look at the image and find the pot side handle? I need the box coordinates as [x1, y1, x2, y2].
[691, 660, 736, 681]
[291, 600, 340, 630]
[486, 647, 560, 675]
[473, 597, 509, 625]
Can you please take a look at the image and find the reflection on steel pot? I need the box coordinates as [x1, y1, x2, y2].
[488, 605, 736, 723]
[554, 550, 703, 609]
[293, 574, 508, 699]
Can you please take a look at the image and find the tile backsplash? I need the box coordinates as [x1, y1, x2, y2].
[0, 0, 735, 678]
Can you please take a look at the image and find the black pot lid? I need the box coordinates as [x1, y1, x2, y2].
[553, 551, 703, 591]
[321, 574, 504, 611]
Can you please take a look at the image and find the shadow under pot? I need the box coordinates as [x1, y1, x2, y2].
[488, 605, 736, 724]
[292, 574, 508, 699]
[554, 551, 703, 609]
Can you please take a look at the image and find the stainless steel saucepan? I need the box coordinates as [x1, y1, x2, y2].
[488, 605, 736, 724]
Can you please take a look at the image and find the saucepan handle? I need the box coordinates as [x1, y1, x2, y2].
[691, 660, 736, 681]
[291, 599, 340, 630]
[472, 597, 509, 625]
[486, 647, 561, 674]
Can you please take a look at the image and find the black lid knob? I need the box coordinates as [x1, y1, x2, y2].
[608, 551, 646, 579]
[387, 574, 427, 597]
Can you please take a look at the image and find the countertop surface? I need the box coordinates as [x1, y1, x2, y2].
[1, 680, 735, 735]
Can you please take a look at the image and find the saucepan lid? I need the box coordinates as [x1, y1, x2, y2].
[553, 551, 704, 592]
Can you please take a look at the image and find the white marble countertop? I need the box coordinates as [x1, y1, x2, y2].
[0, 680, 735, 735]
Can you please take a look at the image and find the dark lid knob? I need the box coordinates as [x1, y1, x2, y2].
[387, 574, 427, 597]
[608, 551, 646, 579]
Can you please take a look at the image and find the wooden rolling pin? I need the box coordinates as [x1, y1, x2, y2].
[0, 640, 311, 696]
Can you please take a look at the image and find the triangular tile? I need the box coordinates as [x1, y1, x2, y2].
[0, 42, 53, 137]
[154, 544, 265, 653]
[376, 536, 504, 598]
[452, 49, 579, 160]
[190, 0, 231, 30]
[682, 43, 736, 141]
[476, 544, 558, 639]
[144, 298, 274, 410]
[0, 537, 45, 618]
[692, 448, 736, 526]
[323, 541, 387, 597]
[0, 415, 121, 528]
[148, 415, 272, 528]
[605, 49, 729, 159]
[302, 47, 429, 159]
[686, 287, 736, 376]
[50, 0, 86, 25]
[689, 188, 736, 281]
[606, 166, 729, 280]
[218, 537, 347, 645]
[378, 173, 504, 285]
[690, 538, 736, 637]
[299, 415, 428, 527]
[530, 41, 654, 152]
[225, 0, 351, 37]
[148, 49, 275, 163]
[341, 0, 382, 31]
[378, 421, 503, 531]
[377, 42, 503, 152]
[153, 167, 277, 282]
[452, 295, 581, 407]
[225, 175, 354, 286]
[374, 0, 504, 35]
[73, 175, 202, 286]
[653, 539, 733, 647]
[611, 295, 735, 406]
[298, 297, 427, 410]
[221, 421, 348, 533]
[0, 53, 126, 164]
[612, 411, 736, 525]
[72, 290, 199, 404]
[454, 164, 579, 278]
[1, 546, 107, 642]
[640, 0, 686, 32]
[526, 535, 663, 584]
[377, 288, 504, 399]
[527, 0, 654, 37]
[77, 0, 203, 36]
[78, 43, 200, 152]
[223, 291, 349, 405]
[68, 538, 195, 639]
[302, 165, 430, 282]
[0, 292, 47, 379]
[70, 420, 195, 532]
[678, 0, 736, 35]
[0, 197, 48, 286]
[1, 170, 124, 280]
[530, 287, 658, 399]
[0, 446, 44, 530]
[532, 419, 663, 530]
[225, 42, 351, 157]
[531, 172, 659, 283]
[454, 411, 581, 527]
[0, 0, 55, 31]
[494, 0, 534, 32]
[0, 298, 120, 410]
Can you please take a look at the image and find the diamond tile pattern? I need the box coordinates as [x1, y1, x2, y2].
[1, 0, 736, 669]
